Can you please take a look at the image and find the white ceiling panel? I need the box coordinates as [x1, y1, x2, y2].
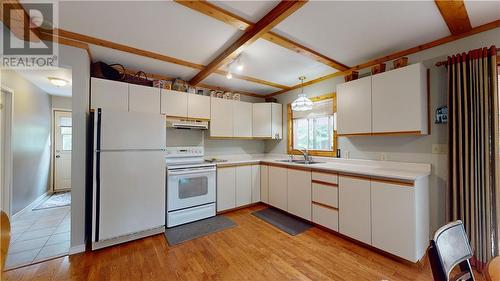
[202, 74, 279, 95]
[59, 1, 242, 65]
[90, 45, 199, 81]
[274, 1, 451, 66]
[16, 68, 72, 97]
[235, 39, 336, 86]
[209, 1, 278, 23]
[465, 1, 500, 28]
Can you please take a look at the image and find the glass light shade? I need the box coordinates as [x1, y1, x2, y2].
[291, 94, 313, 111]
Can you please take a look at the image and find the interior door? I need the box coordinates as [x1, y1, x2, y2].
[54, 111, 72, 191]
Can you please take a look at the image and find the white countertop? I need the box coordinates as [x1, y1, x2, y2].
[207, 154, 431, 181]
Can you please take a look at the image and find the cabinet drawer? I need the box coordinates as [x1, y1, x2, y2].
[312, 183, 338, 208]
[312, 171, 338, 185]
[312, 203, 338, 231]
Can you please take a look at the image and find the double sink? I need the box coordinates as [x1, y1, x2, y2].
[276, 159, 325, 165]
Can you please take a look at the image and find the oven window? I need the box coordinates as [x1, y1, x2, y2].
[178, 177, 208, 199]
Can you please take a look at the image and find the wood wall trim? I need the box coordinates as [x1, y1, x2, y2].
[312, 169, 339, 176]
[312, 201, 338, 211]
[311, 180, 338, 187]
[188, 0, 307, 86]
[176, 0, 349, 71]
[435, 0, 472, 35]
[265, 19, 500, 98]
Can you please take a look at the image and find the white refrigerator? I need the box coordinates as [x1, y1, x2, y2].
[92, 109, 166, 250]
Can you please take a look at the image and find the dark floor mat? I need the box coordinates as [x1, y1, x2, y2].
[165, 216, 236, 245]
[252, 207, 312, 236]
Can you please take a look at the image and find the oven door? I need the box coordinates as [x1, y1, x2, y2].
[167, 167, 216, 211]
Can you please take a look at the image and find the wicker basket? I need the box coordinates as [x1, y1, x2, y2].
[344, 71, 359, 82]
[393, 57, 408, 69]
[371, 63, 386, 75]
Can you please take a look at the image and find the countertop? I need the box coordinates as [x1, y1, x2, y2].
[208, 154, 431, 182]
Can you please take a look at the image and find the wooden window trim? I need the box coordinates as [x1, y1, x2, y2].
[287, 93, 338, 157]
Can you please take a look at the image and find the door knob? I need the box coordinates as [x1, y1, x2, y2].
[56, 155, 61, 158]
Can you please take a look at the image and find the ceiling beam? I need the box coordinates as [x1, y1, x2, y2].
[188, 0, 307, 86]
[265, 19, 500, 98]
[176, 0, 349, 71]
[0, 0, 41, 42]
[47, 28, 289, 89]
[435, 0, 472, 35]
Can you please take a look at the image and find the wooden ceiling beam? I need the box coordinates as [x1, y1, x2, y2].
[0, 0, 41, 42]
[265, 19, 500, 98]
[48, 28, 289, 89]
[188, 0, 307, 86]
[176, 0, 349, 71]
[435, 0, 472, 35]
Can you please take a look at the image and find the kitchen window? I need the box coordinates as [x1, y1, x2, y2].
[287, 93, 337, 157]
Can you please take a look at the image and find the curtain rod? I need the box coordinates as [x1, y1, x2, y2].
[435, 48, 500, 67]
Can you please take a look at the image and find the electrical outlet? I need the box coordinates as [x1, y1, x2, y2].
[432, 144, 441, 154]
[380, 153, 387, 161]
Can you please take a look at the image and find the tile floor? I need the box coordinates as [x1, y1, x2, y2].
[6, 205, 70, 269]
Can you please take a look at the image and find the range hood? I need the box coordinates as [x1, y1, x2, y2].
[166, 118, 209, 130]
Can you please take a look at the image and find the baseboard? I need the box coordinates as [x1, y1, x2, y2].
[69, 244, 86, 255]
[92, 226, 165, 251]
[12, 191, 51, 219]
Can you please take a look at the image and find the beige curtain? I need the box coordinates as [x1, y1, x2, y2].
[448, 46, 499, 270]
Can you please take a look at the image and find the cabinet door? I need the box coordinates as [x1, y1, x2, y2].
[235, 166, 252, 207]
[251, 165, 261, 203]
[271, 103, 282, 139]
[336, 76, 372, 135]
[210, 98, 233, 137]
[91, 78, 128, 111]
[372, 63, 427, 134]
[129, 84, 160, 114]
[161, 90, 187, 117]
[287, 169, 311, 220]
[252, 103, 271, 138]
[217, 167, 235, 212]
[371, 181, 416, 261]
[260, 165, 269, 203]
[188, 93, 210, 120]
[233, 101, 253, 138]
[338, 175, 371, 245]
[268, 166, 287, 210]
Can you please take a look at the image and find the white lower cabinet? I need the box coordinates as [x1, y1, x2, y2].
[338, 175, 372, 245]
[260, 165, 269, 203]
[287, 169, 311, 220]
[251, 165, 261, 203]
[268, 166, 287, 211]
[235, 166, 252, 207]
[217, 167, 236, 212]
[371, 181, 418, 262]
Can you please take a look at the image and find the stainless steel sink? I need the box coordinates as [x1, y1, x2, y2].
[276, 159, 325, 165]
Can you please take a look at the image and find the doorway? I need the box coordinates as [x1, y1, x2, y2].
[53, 110, 72, 192]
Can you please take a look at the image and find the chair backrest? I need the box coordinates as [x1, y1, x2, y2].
[0, 211, 11, 272]
[429, 220, 474, 281]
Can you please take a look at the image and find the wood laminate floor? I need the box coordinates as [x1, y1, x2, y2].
[2, 205, 485, 281]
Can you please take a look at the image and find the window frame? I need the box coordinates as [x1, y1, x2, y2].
[287, 93, 338, 157]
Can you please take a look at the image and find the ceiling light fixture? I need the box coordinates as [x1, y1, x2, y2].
[236, 55, 244, 71]
[226, 72, 233, 79]
[48, 77, 69, 87]
[291, 76, 313, 112]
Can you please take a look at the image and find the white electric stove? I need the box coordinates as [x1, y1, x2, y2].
[165, 146, 216, 227]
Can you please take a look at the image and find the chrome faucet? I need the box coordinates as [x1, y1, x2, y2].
[297, 148, 310, 163]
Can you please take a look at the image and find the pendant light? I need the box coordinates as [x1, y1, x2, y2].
[291, 76, 313, 111]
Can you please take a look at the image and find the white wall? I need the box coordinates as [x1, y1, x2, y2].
[266, 27, 500, 234]
[1, 70, 52, 214]
[52, 96, 72, 110]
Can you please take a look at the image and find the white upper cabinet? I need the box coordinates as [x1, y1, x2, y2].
[210, 98, 233, 137]
[128, 84, 160, 114]
[336, 76, 372, 135]
[91, 78, 129, 111]
[161, 89, 188, 118]
[187, 93, 210, 120]
[252, 103, 282, 139]
[233, 101, 253, 138]
[371, 63, 428, 134]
